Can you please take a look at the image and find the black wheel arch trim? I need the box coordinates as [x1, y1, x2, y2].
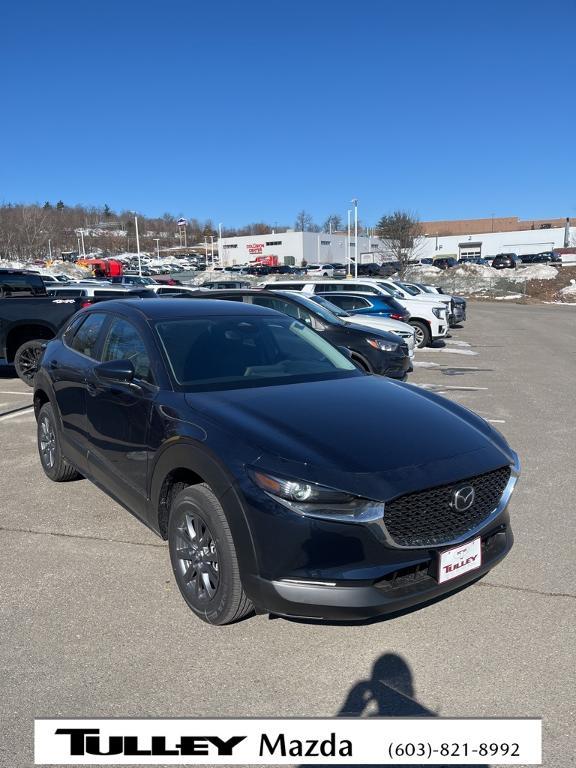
[149, 440, 260, 585]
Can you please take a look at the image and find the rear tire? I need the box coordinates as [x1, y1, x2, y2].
[14, 340, 46, 386]
[410, 320, 431, 348]
[37, 403, 81, 482]
[168, 483, 253, 625]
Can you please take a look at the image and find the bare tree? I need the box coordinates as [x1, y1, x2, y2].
[375, 210, 424, 277]
[295, 210, 314, 232]
[322, 214, 342, 233]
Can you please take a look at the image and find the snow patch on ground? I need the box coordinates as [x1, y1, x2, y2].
[445, 339, 471, 346]
[413, 361, 440, 368]
[494, 294, 524, 300]
[438, 348, 479, 356]
[558, 279, 576, 302]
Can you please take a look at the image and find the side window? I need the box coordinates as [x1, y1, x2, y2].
[357, 284, 379, 295]
[69, 313, 107, 359]
[253, 296, 300, 319]
[335, 296, 368, 311]
[62, 315, 86, 345]
[101, 318, 153, 383]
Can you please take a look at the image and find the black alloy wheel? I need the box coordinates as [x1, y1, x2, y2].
[168, 484, 253, 624]
[14, 340, 46, 386]
[174, 513, 220, 602]
[37, 403, 81, 482]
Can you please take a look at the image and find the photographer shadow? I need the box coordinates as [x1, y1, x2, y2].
[300, 653, 489, 768]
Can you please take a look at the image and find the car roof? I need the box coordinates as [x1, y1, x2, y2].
[84, 297, 280, 320]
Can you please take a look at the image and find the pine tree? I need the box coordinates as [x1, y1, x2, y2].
[56, 200, 65, 211]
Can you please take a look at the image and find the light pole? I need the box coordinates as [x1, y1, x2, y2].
[134, 214, 141, 276]
[210, 236, 215, 265]
[351, 199, 358, 278]
[154, 238, 160, 259]
[346, 209, 352, 276]
[218, 222, 223, 266]
[48, 239, 52, 261]
[80, 230, 86, 257]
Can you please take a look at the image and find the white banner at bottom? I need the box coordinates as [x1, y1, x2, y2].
[34, 718, 542, 765]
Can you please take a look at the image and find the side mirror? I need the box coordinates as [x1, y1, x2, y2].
[94, 359, 135, 384]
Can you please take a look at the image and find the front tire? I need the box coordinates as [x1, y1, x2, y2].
[37, 403, 81, 482]
[168, 484, 253, 625]
[14, 340, 46, 386]
[410, 320, 431, 348]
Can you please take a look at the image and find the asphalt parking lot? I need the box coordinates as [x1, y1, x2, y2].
[1, 301, 575, 768]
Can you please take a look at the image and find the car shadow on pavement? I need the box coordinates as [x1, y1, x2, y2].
[300, 653, 489, 768]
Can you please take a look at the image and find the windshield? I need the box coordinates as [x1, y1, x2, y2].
[394, 281, 421, 296]
[376, 281, 405, 299]
[156, 315, 358, 391]
[309, 294, 351, 317]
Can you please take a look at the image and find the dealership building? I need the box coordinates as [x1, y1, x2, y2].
[418, 218, 575, 261]
[218, 231, 383, 267]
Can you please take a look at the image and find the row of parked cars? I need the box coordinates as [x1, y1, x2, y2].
[426, 251, 562, 270]
[0, 268, 467, 386]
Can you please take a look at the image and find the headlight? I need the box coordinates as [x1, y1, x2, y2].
[249, 470, 384, 523]
[432, 307, 445, 318]
[367, 338, 399, 352]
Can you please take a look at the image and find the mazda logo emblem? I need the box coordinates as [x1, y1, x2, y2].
[452, 485, 475, 512]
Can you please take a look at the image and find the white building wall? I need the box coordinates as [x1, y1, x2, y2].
[219, 232, 386, 266]
[420, 226, 575, 260]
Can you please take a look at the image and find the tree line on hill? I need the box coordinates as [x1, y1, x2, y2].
[0, 200, 422, 269]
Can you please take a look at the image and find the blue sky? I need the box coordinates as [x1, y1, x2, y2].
[1, 0, 574, 227]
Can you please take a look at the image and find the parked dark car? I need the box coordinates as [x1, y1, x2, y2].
[491, 253, 518, 269]
[433, 257, 458, 270]
[517, 252, 561, 265]
[34, 298, 519, 624]
[458, 257, 490, 266]
[315, 292, 410, 323]
[184, 289, 411, 379]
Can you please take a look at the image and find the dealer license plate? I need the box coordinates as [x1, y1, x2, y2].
[437, 537, 482, 584]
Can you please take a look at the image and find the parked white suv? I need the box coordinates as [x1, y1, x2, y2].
[264, 279, 448, 347]
[306, 264, 335, 278]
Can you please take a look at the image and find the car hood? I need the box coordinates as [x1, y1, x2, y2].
[185, 376, 515, 501]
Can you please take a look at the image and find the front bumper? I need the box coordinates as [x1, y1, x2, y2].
[380, 353, 412, 380]
[247, 524, 513, 620]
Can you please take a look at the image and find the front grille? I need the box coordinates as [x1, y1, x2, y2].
[384, 466, 511, 547]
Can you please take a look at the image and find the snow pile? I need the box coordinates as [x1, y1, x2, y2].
[559, 279, 576, 302]
[404, 265, 442, 279]
[494, 294, 524, 301]
[452, 262, 498, 278]
[508, 264, 558, 281]
[47, 262, 91, 278]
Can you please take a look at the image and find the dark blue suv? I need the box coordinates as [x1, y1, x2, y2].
[34, 299, 519, 624]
